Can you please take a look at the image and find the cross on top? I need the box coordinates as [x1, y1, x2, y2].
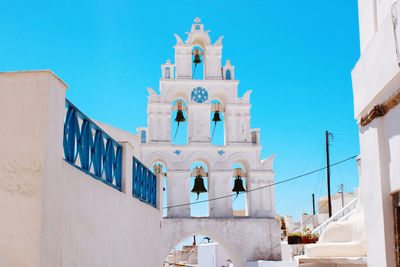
[194, 17, 201, 24]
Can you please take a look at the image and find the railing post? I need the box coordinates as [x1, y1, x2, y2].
[120, 142, 133, 194]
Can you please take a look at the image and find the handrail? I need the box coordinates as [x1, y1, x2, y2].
[312, 198, 358, 236]
[63, 99, 122, 190]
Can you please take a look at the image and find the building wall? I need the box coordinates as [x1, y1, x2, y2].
[0, 71, 163, 267]
[0, 71, 66, 267]
[198, 242, 231, 267]
[352, 1, 400, 266]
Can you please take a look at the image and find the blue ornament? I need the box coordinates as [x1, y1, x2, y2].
[191, 87, 208, 103]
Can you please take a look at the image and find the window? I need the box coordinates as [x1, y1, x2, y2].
[226, 69, 231, 80]
[141, 130, 146, 144]
[165, 67, 170, 79]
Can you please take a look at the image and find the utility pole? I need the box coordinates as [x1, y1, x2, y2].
[312, 193, 315, 215]
[326, 130, 332, 217]
[340, 184, 344, 208]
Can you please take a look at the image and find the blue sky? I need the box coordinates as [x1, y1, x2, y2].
[0, 1, 361, 221]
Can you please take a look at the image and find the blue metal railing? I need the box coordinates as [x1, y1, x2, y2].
[132, 157, 157, 208]
[63, 99, 122, 191]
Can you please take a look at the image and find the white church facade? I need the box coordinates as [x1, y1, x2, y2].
[138, 18, 281, 264]
[0, 18, 281, 267]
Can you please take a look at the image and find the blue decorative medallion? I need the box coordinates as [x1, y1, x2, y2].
[218, 150, 225, 155]
[191, 87, 208, 103]
[174, 150, 181, 156]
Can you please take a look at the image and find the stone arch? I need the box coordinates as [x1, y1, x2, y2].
[209, 89, 228, 107]
[143, 151, 171, 170]
[187, 33, 211, 48]
[225, 152, 251, 171]
[186, 151, 214, 170]
[162, 221, 243, 267]
[163, 84, 190, 104]
[172, 91, 189, 104]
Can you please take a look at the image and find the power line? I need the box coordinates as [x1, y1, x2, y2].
[164, 154, 358, 210]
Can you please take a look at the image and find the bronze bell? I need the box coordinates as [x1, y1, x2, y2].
[193, 54, 202, 64]
[174, 110, 186, 123]
[191, 175, 207, 199]
[232, 177, 246, 196]
[212, 111, 221, 123]
[172, 100, 186, 123]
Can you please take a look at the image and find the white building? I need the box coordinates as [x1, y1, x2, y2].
[351, 0, 400, 266]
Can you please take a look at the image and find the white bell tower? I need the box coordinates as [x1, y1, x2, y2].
[137, 18, 281, 266]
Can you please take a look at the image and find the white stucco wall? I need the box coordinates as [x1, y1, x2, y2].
[0, 71, 163, 267]
[353, 1, 400, 266]
[198, 242, 231, 267]
[0, 70, 67, 267]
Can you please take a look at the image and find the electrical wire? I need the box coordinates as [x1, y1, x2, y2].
[164, 154, 358, 210]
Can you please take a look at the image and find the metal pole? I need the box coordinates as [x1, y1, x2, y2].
[312, 193, 315, 215]
[340, 184, 344, 208]
[326, 130, 332, 217]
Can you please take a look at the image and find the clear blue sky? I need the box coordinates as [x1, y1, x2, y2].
[0, 0, 361, 221]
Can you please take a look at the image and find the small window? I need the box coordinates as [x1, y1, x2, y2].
[165, 67, 170, 79]
[226, 69, 231, 80]
[141, 130, 146, 144]
[195, 25, 200, 30]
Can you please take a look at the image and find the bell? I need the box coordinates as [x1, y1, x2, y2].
[232, 177, 246, 196]
[191, 175, 207, 199]
[174, 110, 186, 123]
[212, 111, 221, 123]
[193, 54, 202, 64]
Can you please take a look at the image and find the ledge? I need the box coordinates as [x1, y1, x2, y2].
[296, 255, 367, 265]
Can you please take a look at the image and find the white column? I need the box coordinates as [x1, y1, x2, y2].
[359, 119, 396, 267]
[209, 170, 233, 218]
[167, 170, 191, 218]
[148, 103, 171, 143]
[188, 102, 211, 144]
[175, 45, 192, 79]
[247, 171, 275, 218]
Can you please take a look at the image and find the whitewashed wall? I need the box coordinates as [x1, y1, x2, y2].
[0, 71, 163, 267]
[353, 1, 400, 266]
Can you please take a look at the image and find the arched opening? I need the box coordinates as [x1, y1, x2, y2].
[171, 99, 188, 145]
[210, 100, 225, 145]
[165, 67, 170, 79]
[226, 69, 231, 80]
[192, 46, 204, 80]
[232, 163, 248, 217]
[151, 161, 167, 217]
[163, 232, 241, 267]
[190, 161, 209, 217]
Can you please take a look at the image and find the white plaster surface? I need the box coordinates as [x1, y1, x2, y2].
[198, 242, 231, 267]
[352, 2, 400, 266]
[0, 71, 163, 267]
[0, 71, 67, 267]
